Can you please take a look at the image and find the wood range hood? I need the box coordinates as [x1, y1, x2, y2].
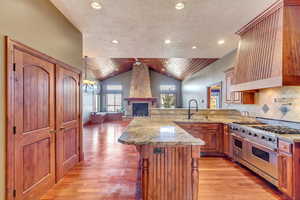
[124, 62, 157, 105]
[231, 0, 300, 92]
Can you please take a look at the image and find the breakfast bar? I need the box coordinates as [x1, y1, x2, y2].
[118, 119, 205, 200]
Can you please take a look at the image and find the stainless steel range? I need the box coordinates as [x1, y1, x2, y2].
[230, 122, 278, 186]
[230, 121, 300, 186]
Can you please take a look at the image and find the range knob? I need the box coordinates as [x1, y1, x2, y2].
[254, 134, 258, 137]
[261, 136, 266, 140]
[248, 132, 252, 136]
[242, 130, 246, 133]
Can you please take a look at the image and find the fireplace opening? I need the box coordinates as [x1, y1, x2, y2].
[132, 103, 149, 117]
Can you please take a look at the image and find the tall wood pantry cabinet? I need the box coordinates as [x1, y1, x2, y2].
[6, 38, 83, 200]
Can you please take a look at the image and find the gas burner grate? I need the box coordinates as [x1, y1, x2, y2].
[251, 126, 300, 135]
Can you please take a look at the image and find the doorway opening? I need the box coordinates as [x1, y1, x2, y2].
[207, 82, 222, 109]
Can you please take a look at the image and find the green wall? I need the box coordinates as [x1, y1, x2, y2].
[0, 0, 83, 199]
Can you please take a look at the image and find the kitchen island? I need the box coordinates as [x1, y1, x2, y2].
[119, 118, 205, 200]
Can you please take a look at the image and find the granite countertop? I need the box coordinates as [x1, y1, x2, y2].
[118, 118, 206, 146]
[276, 134, 300, 143]
[118, 115, 257, 146]
[172, 117, 254, 124]
[119, 115, 300, 145]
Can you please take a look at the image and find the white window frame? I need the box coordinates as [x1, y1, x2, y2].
[105, 84, 123, 112]
[160, 85, 177, 108]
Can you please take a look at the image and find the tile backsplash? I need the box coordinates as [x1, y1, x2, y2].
[226, 86, 300, 122]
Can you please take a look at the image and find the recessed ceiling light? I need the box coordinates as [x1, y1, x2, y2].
[218, 40, 225, 45]
[162, 68, 166, 71]
[91, 1, 102, 10]
[175, 2, 185, 10]
[112, 40, 119, 44]
[164, 39, 171, 44]
[192, 46, 197, 49]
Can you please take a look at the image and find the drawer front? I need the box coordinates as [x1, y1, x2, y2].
[177, 123, 221, 135]
[196, 124, 220, 130]
[278, 140, 292, 154]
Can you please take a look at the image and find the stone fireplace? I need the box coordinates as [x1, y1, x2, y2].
[125, 62, 157, 116]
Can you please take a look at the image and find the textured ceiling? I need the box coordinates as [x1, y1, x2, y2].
[50, 0, 277, 79]
[87, 58, 219, 80]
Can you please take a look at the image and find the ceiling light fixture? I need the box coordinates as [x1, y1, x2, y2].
[162, 68, 166, 72]
[164, 39, 171, 44]
[90, 1, 102, 10]
[218, 40, 225, 45]
[83, 56, 97, 93]
[192, 46, 197, 49]
[112, 40, 119, 44]
[175, 2, 185, 10]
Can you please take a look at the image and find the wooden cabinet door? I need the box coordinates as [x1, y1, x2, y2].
[233, 91, 242, 103]
[199, 131, 218, 152]
[225, 68, 240, 103]
[197, 126, 222, 153]
[224, 68, 254, 104]
[223, 125, 230, 156]
[14, 49, 56, 200]
[56, 66, 80, 181]
[225, 70, 233, 102]
[278, 152, 293, 198]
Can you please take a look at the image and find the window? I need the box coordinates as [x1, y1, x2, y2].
[106, 93, 122, 112]
[105, 84, 122, 112]
[160, 85, 176, 92]
[107, 85, 122, 91]
[160, 85, 176, 108]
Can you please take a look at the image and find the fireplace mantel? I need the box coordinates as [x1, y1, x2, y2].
[124, 97, 157, 106]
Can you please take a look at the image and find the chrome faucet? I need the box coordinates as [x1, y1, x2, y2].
[188, 99, 199, 120]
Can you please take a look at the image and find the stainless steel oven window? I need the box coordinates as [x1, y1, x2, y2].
[252, 146, 270, 162]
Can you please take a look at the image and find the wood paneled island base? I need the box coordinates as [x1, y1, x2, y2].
[118, 118, 205, 200]
[137, 145, 201, 200]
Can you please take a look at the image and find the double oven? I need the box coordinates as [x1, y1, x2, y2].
[231, 125, 278, 186]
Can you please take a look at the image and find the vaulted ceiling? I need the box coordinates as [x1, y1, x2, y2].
[50, 0, 277, 80]
[87, 58, 219, 80]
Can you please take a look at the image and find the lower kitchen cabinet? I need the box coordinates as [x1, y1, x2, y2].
[278, 139, 294, 199]
[223, 125, 232, 158]
[177, 123, 223, 154]
[278, 152, 293, 198]
[198, 130, 219, 152]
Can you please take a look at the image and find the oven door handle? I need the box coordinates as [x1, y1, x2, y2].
[243, 138, 277, 153]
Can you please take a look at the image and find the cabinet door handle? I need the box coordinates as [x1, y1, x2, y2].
[60, 127, 65, 130]
[49, 130, 56, 134]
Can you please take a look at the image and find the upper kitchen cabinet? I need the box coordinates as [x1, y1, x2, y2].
[225, 67, 255, 104]
[231, 0, 300, 91]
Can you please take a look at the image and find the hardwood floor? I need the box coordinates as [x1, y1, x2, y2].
[198, 158, 285, 200]
[41, 121, 286, 200]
